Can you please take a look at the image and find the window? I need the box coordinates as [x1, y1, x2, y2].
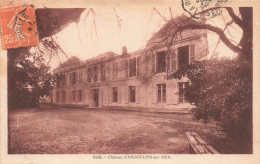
[157, 84, 166, 103]
[79, 90, 82, 102]
[56, 92, 59, 102]
[129, 58, 136, 77]
[157, 51, 166, 73]
[72, 90, 76, 102]
[88, 68, 92, 83]
[79, 71, 82, 84]
[178, 46, 189, 69]
[61, 74, 65, 86]
[129, 86, 136, 102]
[112, 62, 118, 79]
[112, 87, 118, 102]
[71, 72, 77, 85]
[56, 77, 60, 87]
[57, 74, 65, 87]
[125, 60, 128, 78]
[100, 64, 106, 81]
[62, 91, 65, 102]
[93, 66, 98, 82]
[179, 82, 188, 103]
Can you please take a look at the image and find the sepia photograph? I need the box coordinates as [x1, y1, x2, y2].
[0, 0, 259, 163]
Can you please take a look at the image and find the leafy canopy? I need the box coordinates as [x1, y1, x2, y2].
[9, 51, 55, 109]
[167, 57, 252, 153]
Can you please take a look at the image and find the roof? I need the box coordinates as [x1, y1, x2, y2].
[85, 51, 119, 64]
[53, 15, 203, 74]
[53, 56, 85, 73]
[149, 15, 200, 41]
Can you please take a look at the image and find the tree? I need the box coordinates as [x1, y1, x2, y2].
[7, 9, 86, 109]
[167, 58, 252, 153]
[164, 7, 253, 153]
[167, 7, 252, 62]
[8, 48, 55, 109]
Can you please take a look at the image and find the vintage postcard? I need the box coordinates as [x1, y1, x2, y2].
[0, 0, 259, 163]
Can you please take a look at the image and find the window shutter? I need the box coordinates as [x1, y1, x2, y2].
[167, 54, 170, 73]
[68, 91, 70, 103]
[88, 89, 92, 107]
[125, 60, 128, 78]
[79, 71, 82, 84]
[99, 89, 103, 107]
[166, 83, 174, 104]
[75, 72, 77, 85]
[118, 87, 121, 103]
[116, 63, 118, 78]
[136, 86, 140, 104]
[85, 89, 89, 104]
[107, 88, 111, 104]
[69, 73, 71, 86]
[70, 91, 72, 103]
[136, 58, 140, 76]
[64, 92, 68, 104]
[151, 53, 155, 73]
[111, 88, 113, 103]
[65, 75, 67, 86]
[82, 90, 85, 103]
[152, 84, 157, 104]
[190, 45, 195, 63]
[75, 90, 78, 102]
[171, 49, 177, 71]
[70, 73, 73, 85]
[125, 86, 129, 104]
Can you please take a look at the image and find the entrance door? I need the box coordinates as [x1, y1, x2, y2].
[93, 89, 99, 107]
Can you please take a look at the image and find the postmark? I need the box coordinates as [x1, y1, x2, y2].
[181, 0, 229, 20]
[0, 5, 39, 49]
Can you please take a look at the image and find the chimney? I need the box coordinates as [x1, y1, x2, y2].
[200, 7, 206, 24]
[121, 46, 127, 55]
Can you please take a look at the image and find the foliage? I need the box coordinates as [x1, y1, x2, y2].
[8, 50, 55, 109]
[167, 58, 252, 153]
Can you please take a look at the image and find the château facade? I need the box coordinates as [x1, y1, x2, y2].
[49, 15, 208, 111]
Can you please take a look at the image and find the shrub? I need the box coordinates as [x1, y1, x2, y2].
[167, 58, 252, 153]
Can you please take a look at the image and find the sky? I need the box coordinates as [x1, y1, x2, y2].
[35, 7, 243, 69]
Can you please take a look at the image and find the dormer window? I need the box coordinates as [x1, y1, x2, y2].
[72, 72, 76, 85]
[100, 64, 106, 81]
[93, 66, 98, 82]
[178, 46, 189, 69]
[112, 62, 118, 79]
[57, 74, 65, 87]
[157, 51, 166, 73]
[88, 68, 92, 83]
[129, 58, 136, 77]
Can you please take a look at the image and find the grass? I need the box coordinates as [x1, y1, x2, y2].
[8, 106, 219, 154]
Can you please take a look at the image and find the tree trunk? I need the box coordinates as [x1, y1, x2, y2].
[239, 7, 253, 63]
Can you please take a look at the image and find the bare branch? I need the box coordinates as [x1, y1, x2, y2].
[153, 7, 168, 22]
[169, 7, 173, 19]
[175, 23, 242, 54]
[226, 7, 243, 28]
[113, 8, 123, 33]
[76, 23, 84, 46]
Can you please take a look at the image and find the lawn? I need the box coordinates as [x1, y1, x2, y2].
[8, 106, 219, 154]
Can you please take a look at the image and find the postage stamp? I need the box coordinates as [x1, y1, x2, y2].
[0, 5, 38, 49]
